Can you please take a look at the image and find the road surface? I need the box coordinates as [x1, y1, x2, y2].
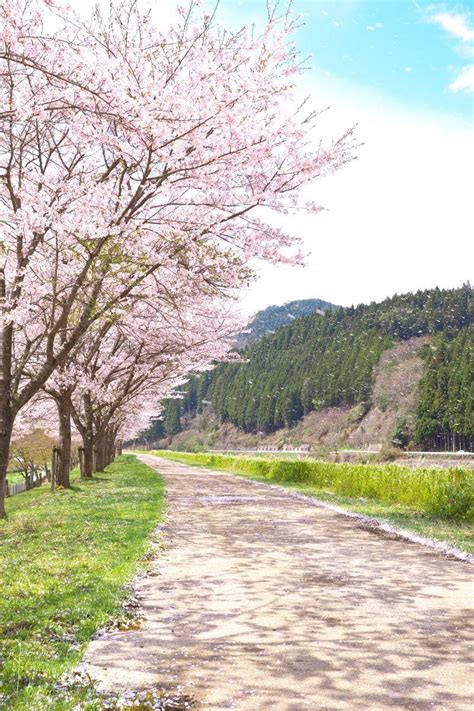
[82, 454, 473, 710]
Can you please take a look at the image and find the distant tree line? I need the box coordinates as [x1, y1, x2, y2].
[148, 285, 473, 450]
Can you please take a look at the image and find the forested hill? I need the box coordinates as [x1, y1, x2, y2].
[236, 298, 338, 346]
[165, 284, 473, 451]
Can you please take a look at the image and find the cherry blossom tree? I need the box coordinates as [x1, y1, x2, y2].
[0, 0, 355, 515]
[49, 298, 239, 484]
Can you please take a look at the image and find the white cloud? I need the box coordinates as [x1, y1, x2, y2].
[428, 8, 474, 94]
[449, 64, 474, 92]
[241, 76, 474, 314]
[404, 66, 413, 73]
[430, 12, 474, 42]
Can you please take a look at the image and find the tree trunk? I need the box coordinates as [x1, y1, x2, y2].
[105, 429, 111, 466]
[82, 393, 94, 477]
[106, 426, 117, 466]
[82, 437, 94, 477]
[109, 436, 115, 465]
[104, 434, 112, 467]
[0, 274, 13, 517]
[95, 432, 106, 472]
[78, 447, 84, 477]
[56, 394, 72, 488]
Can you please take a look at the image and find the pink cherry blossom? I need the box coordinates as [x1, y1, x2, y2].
[0, 0, 354, 514]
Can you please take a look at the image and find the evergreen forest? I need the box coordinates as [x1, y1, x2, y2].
[150, 285, 474, 451]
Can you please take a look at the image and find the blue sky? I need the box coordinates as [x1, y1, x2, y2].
[214, 0, 474, 312]
[295, 0, 473, 120]
[222, 0, 473, 121]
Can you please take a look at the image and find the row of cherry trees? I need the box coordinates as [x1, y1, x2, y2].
[0, 0, 354, 515]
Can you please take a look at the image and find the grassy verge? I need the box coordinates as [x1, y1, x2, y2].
[0, 455, 165, 710]
[151, 451, 474, 554]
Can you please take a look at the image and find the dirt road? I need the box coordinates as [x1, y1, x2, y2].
[82, 454, 473, 710]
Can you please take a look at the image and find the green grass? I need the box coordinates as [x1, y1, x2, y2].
[151, 451, 474, 554]
[0, 455, 165, 710]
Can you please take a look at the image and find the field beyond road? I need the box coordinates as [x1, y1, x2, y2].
[83, 453, 474, 711]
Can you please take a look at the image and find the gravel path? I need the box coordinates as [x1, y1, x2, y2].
[82, 454, 473, 710]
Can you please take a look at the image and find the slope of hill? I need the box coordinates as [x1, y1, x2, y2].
[143, 284, 474, 452]
[236, 298, 337, 347]
[167, 335, 429, 453]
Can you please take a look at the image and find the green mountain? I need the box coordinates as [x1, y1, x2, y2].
[163, 284, 474, 452]
[236, 298, 338, 346]
[134, 285, 473, 452]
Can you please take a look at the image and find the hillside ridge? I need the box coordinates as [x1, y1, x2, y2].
[137, 284, 473, 452]
[236, 297, 337, 346]
[168, 335, 428, 453]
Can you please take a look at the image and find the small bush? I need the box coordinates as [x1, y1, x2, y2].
[428, 476, 474, 521]
[378, 447, 401, 462]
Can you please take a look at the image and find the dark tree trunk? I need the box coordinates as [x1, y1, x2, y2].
[82, 437, 94, 477]
[82, 393, 94, 477]
[0, 300, 13, 517]
[106, 426, 117, 466]
[78, 447, 84, 477]
[95, 431, 106, 472]
[104, 435, 111, 467]
[108, 435, 115, 465]
[56, 394, 72, 488]
[0, 423, 12, 517]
